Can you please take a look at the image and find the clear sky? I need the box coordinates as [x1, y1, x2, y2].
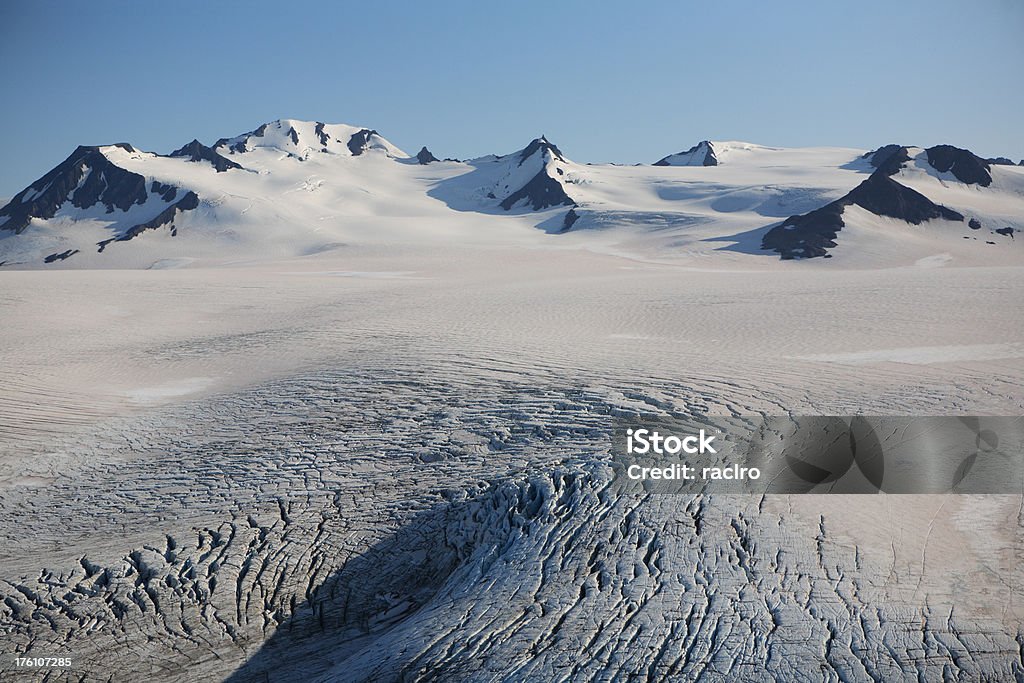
[1, 0, 1022, 197]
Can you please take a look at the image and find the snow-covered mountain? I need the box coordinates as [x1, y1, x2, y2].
[1, 121, 1021, 268]
[652, 141, 791, 167]
[212, 119, 405, 160]
[0, 143, 200, 263]
[654, 140, 719, 166]
[762, 144, 1024, 258]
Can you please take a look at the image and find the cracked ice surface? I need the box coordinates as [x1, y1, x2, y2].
[0, 365, 1020, 682]
[0, 256, 1021, 681]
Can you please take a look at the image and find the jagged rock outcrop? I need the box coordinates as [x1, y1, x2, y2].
[0, 144, 148, 234]
[496, 136, 576, 211]
[499, 171, 574, 211]
[96, 191, 199, 251]
[169, 139, 243, 172]
[416, 146, 439, 164]
[763, 171, 964, 259]
[347, 129, 379, 156]
[925, 144, 993, 186]
[762, 144, 993, 259]
[654, 140, 718, 167]
[212, 120, 402, 159]
[562, 207, 580, 231]
[862, 143, 905, 170]
[215, 122, 270, 153]
[0, 144, 200, 262]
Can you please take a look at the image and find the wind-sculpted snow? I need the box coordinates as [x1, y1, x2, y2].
[0, 361, 1020, 682]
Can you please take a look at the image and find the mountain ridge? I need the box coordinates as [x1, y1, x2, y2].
[1, 120, 1021, 267]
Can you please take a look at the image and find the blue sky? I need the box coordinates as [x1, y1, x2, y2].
[1, 0, 1021, 196]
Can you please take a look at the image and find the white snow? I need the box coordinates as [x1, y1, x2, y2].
[0, 122, 1021, 681]
[1, 122, 1020, 270]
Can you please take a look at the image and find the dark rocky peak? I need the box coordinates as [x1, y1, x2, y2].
[416, 146, 439, 164]
[762, 166, 964, 259]
[846, 172, 964, 224]
[499, 172, 574, 211]
[924, 145, 992, 186]
[0, 145, 149, 234]
[860, 145, 912, 176]
[169, 139, 242, 172]
[653, 141, 717, 167]
[863, 144, 906, 170]
[347, 129, 379, 156]
[987, 157, 1015, 166]
[518, 136, 565, 165]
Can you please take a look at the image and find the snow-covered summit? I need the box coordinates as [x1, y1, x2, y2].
[169, 139, 242, 173]
[654, 141, 782, 167]
[213, 119, 407, 160]
[0, 143, 195, 258]
[762, 142, 1024, 259]
[487, 136, 575, 211]
[1, 123, 1020, 268]
[654, 141, 717, 167]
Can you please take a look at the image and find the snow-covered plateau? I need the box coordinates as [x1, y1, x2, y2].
[0, 120, 1021, 682]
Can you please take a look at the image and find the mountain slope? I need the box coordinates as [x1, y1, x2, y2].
[654, 140, 718, 166]
[1, 124, 1020, 268]
[762, 144, 1023, 259]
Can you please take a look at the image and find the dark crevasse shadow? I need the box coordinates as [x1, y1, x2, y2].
[222, 467, 603, 683]
[220, 499, 467, 683]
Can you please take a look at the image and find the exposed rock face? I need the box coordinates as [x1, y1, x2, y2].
[347, 129, 379, 156]
[96, 191, 199, 252]
[654, 141, 718, 167]
[215, 123, 269, 154]
[314, 122, 331, 147]
[761, 142, 1002, 259]
[416, 146, 439, 164]
[562, 207, 580, 231]
[0, 144, 202, 262]
[925, 145, 993, 186]
[845, 172, 964, 224]
[762, 202, 845, 259]
[864, 144, 993, 186]
[763, 169, 964, 259]
[209, 121, 402, 161]
[169, 139, 243, 172]
[493, 136, 576, 211]
[517, 136, 566, 165]
[499, 171, 574, 211]
[0, 145, 149, 234]
[987, 156, 1015, 166]
[863, 143, 906, 171]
